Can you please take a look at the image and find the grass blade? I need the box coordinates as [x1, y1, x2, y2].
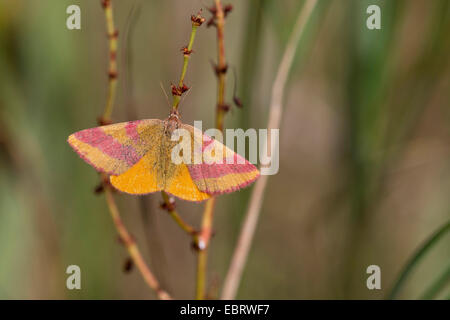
[387, 220, 450, 299]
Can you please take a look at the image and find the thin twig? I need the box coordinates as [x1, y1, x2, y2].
[161, 191, 197, 236]
[213, 0, 228, 132]
[196, 0, 229, 300]
[171, 12, 205, 111]
[98, 0, 171, 299]
[99, 0, 118, 124]
[196, 197, 216, 299]
[221, 0, 319, 300]
[105, 189, 171, 300]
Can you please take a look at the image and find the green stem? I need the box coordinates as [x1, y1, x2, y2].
[420, 262, 450, 300]
[179, 25, 198, 88]
[172, 23, 200, 110]
[196, 247, 207, 299]
[161, 191, 197, 236]
[387, 220, 450, 299]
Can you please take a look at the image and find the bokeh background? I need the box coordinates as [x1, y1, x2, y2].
[0, 0, 449, 299]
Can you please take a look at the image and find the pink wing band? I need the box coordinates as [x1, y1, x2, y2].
[74, 127, 140, 166]
[187, 133, 260, 195]
[201, 136, 215, 151]
[188, 162, 256, 180]
[216, 173, 260, 194]
[124, 120, 142, 144]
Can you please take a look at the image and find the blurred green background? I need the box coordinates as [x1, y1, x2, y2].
[0, 0, 449, 299]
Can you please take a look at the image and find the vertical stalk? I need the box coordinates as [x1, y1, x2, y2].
[196, 0, 228, 300]
[196, 198, 216, 299]
[179, 25, 198, 88]
[171, 13, 204, 111]
[221, 0, 319, 300]
[214, 0, 227, 132]
[100, 0, 118, 124]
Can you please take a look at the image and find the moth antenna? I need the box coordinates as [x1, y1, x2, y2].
[160, 81, 171, 109]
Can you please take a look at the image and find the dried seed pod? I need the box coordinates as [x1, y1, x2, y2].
[191, 11, 206, 26]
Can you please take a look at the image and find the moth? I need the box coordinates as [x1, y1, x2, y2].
[67, 111, 260, 201]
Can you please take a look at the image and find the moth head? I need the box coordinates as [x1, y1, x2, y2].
[165, 110, 181, 135]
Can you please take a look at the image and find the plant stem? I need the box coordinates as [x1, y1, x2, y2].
[179, 26, 198, 88]
[161, 191, 197, 236]
[221, 0, 319, 300]
[387, 220, 450, 299]
[195, 0, 227, 300]
[100, 0, 118, 123]
[98, 0, 170, 299]
[196, 198, 216, 299]
[214, 0, 227, 132]
[172, 13, 204, 111]
[105, 189, 171, 299]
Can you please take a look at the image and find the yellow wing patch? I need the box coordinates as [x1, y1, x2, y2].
[110, 148, 210, 201]
[165, 163, 211, 201]
[110, 152, 160, 195]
